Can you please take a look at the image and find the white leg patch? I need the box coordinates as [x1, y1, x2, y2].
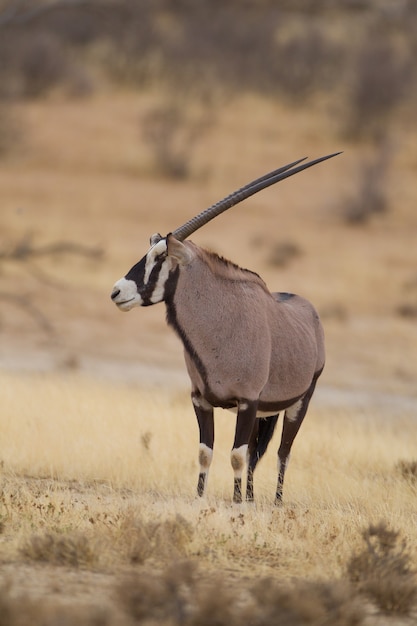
[192, 395, 213, 411]
[231, 444, 248, 478]
[285, 399, 303, 422]
[199, 444, 213, 471]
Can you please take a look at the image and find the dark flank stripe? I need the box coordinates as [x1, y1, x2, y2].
[202, 367, 324, 411]
[199, 392, 304, 412]
[258, 368, 324, 417]
[257, 395, 304, 413]
[165, 287, 210, 391]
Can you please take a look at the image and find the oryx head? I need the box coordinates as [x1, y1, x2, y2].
[111, 153, 340, 310]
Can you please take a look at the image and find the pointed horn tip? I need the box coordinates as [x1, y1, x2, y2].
[172, 150, 343, 241]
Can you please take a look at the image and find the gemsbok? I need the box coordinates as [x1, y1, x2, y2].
[111, 153, 340, 504]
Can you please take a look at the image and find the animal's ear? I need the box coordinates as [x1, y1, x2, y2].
[150, 233, 163, 246]
[166, 234, 193, 266]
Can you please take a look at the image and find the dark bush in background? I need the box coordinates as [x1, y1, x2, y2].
[343, 38, 412, 142]
[0, 0, 416, 106]
[0, 0, 416, 168]
[339, 138, 393, 224]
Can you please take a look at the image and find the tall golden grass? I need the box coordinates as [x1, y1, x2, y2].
[1, 372, 416, 589]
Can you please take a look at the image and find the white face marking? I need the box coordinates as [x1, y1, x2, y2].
[230, 444, 248, 478]
[144, 239, 168, 285]
[285, 399, 303, 422]
[111, 277, 143, 311]
[150, 255, 172, 304]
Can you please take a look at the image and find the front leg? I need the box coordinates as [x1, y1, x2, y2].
[231, 399, 258, 503]
[192, 391, 214, 497]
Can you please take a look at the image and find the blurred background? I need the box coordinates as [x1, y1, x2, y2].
[0, 0, 416, 406]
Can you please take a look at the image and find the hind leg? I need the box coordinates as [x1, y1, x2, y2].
[231, 400, 258, 503]
[276, 380, 318, 504]
[246, 415, 279, 502]
[246, 420, 259, 502]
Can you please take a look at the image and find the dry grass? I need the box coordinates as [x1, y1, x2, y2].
[0, 372, 416, 623]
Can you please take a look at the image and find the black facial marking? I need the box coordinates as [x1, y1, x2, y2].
[125, 257, 146, 288]
[124, 247, 172, 306]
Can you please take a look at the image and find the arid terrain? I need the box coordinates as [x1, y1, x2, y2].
[1, 2, 417, 624]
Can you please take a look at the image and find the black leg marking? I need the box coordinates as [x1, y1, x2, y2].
[231, 400, 258, 504]
[234, 478, 242, 503]
[246, 420, 259, 502]
[275, 379, 317, 505]
[192, 391, 214, 498]
[197, 473, 206, 497]
[246, 414, 279, 502]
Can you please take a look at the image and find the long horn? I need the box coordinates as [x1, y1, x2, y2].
[172, 152, 341, 241]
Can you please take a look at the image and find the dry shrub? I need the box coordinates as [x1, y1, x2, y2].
[248, 578, 364, 626]
[343, 38, 411, 141]
[0, 582, 110, 626]
[142, 98, 214, 179]
[118, 559, 196, 624]
[266, 240, 302, 268]
[20, 531, 97, 568]
[347, 522, 417, 615]
[190, 576, 249, 626]
[0, 31, 69, 99]
[340, 140, 392, 225]
[396, 304, 417, 319]
[0, 104, 23, 158]
[274, 25, 341, 103]
[0, 585, 43, 626]
[119, 563, 242, 626]
[395, 459, 417, 484]
[116, 513, 194, 565]
[119, 565, 365, 626]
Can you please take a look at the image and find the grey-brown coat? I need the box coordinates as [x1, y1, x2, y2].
[111, 153, 338, 503]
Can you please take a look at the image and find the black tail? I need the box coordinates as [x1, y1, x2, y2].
[251, 414, 280, 470]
